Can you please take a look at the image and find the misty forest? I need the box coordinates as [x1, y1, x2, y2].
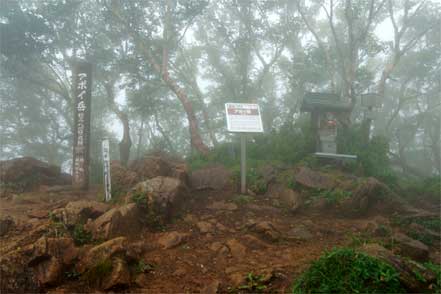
[0, 0, 440, 293]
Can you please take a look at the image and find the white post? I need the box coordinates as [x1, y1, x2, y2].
[102, 139, 112, 202]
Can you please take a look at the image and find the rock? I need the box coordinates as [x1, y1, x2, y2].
[130, 176, 188, 224]
[27, 210, 49, 219]
[190, 165, 232, 190]
[28, 237, 79, 286]
[393, 233, 429, 262]
[295, 166, 336, 189]
[248, 221, 282, 242]
[0, 157, 71, 195]
[170, 162, 189, 184]
[30, 237, 79, 266]
[196, 221, 214, 234]
[0, 216, 14, 236]
[267, 184, 303, 212]
[241, 234, 270, 250]
[52, 200, 110, 227]
[102, 257, 130, 290]
[407, 223, 440, 242]
[216, 223, 228, 232]
[0, 249, 39, 293]
[110, 161, 139, 197]
[183, 214, 197, 224]
[287, 225, 314, 241]
[207, 201, 238, 211]
[88, 203, 143, 240]
[33, 258, 63, 286]
[362, 243, 436, 293]
[201, 280, 220, 294]
[76, 237, 127, 274]
[209, 242, 225, 252]
[309, 197, 329, 210]
[129, 155, 173, 181]
[157, 231, 190, 249]
[226, 239, 247, 259]
[257, 164, 280, 187]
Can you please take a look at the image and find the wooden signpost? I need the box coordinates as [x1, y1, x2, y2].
[225, 103, 264, 194]
[72, 61, 92, 190]
[102, 138, 112, 202]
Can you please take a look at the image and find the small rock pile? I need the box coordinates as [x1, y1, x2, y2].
[0, 157, 71, 196]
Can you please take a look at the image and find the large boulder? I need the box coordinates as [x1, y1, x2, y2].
[27, 237, 79, 287]
[76, 237, 127, 274]
[129, 176, 188, 225]
[294, 166, 337, 190]
[112, 154, 189, 196]
[51, 200, 110, 227]
[0, 248, 39, 293]
[190, 165, 232, 190]
[392, 233, 429, 262]
[110, 161, 139, 197]
[339, 177, 413, 216]
[0, 157, 71, 195]
[129, 155, 173, 181]
[76, 237, 133, 290]
[362, 243, 437, 293]
[101, 257, 130, 290]
[87, 203, 143, 240]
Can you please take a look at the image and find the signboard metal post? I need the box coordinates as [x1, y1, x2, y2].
[102, 139, 112, 202]
[225, 103, 263, 195]
[72, 61, 92, 190]
[240, 135, 246, 194]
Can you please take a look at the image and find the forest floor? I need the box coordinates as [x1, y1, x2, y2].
[1, 183, 439, 293]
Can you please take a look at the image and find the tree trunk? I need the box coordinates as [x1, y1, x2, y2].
[136, 120, 144, 159]
[161, 74, 209, 155]
[118, 112, 132, 167]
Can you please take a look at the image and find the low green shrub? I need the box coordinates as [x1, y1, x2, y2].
[131, 192, 147, 209]
[307, 188, 352, 206]
[400, 176, 441, 205]
[338, 126, 397, 186]
[188, 118, 314, 172]
[292, 247, 404, 293]
[237, 272, 268, 293]
[72, 224, 93, 246]
[232, 194, 254, 205]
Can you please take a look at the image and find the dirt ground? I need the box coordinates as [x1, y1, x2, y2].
[1, 185, 412, 293]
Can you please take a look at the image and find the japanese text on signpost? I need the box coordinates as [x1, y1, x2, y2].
[72, 61, 92, 189]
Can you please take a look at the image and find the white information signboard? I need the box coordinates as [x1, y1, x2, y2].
[102, 139, 112, 202]
[225, 103, 264, 133]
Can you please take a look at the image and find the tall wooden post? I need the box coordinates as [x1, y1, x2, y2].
[72, 61, 92, 190]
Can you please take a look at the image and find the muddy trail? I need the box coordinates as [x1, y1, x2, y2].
[0, 157, 440, 293]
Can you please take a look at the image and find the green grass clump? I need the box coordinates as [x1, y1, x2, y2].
[307, 188, 352, 206]
[292, 247, 404, 294]
[72, 224, 93, 246]
[232, 194, 254, 205]
[235, 272, 268, 293]
[131, 191, 148, 208]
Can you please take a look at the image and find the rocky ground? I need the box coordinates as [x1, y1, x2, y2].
[0, 156, 439, 293]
